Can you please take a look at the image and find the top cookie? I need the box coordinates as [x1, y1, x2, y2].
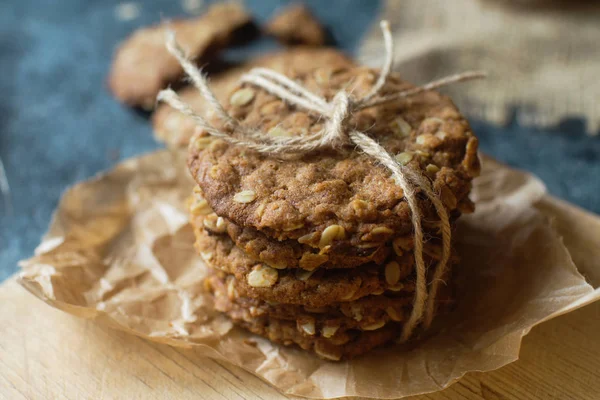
[188, 66, 480, 245]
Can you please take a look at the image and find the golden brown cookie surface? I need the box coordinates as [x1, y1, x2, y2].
[188, 67, 480, 244]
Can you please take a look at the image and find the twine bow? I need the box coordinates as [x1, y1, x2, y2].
[158, 21, 485, 342]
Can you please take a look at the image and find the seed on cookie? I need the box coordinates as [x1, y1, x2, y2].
[328, 334, 351, 346]
[395, 151, 414, 166]
[190, 199, 213, 215]
[209, 165, 220, 179]
[426, 164, 440, 174]
[415, 150, 431, 159]
[350, 304, 363, 321]
[386, 306, 403, 322]
[340, 285, 358, 301]
[200, 251, 213, 262]
[268, 261, 288, 270]
[385, 261, 401, 285]
[192, 136, 214, 150]
[416, 133, 442, 148]
[254, 203, 266, 219]
[283, 222, 305, 232]
[357, 242, 380, 249]
[392, 236, 413, 256]
[203, 213, 226, 233]
[435, 131, 448, 140]
[295, 268, 315, 281]
[249, 306, 263, 317]
[247, 264, 279, 287]
[233, 190, 256, 204]
[227, 278, 238, 300]
[420, 117, 444, 133]
[268, 126, 291, 137]
[193, 185, 204, 197]
[314, 342, 342, 361]
[319, 225, 345, 247]
[321, 324, 340, 338]
[361, 320, 386, 331]
[371, 226, 394, 235]
[298, 319, 316, 335]
[259, 100, 283, 116]
[299, 252, 328, 270]
[424, 117, 445, 124]
[314, 68, 330, 85]
[297, 232, 318, 245]
[391, 117, 412, 137]
[440, 185, 457, 209]
[229, 88, 255, 106]
[350, 198, 369, 212]
[387, 283, 405, 292]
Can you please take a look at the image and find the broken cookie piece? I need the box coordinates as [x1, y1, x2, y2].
[108, 2, 254, 109]
[265, 4, 326, 46]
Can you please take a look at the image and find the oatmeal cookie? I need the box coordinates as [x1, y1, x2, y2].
[187, 66, 480, 246]
[206, 272, 414, 330]
[233, 313, 400, 361]
[189, 186, 391, 269]
[193, 218, 424, 307]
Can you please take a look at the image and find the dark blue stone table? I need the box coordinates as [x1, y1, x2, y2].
[0, 0, 598, 281]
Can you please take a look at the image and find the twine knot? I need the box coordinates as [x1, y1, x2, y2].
[158, 21, 485, 342]
[324, 91, 353, 148]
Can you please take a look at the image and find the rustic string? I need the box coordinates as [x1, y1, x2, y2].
[158, 20, 485, 341]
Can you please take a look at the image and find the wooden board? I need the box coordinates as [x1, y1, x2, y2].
[1, 277, 599, 400]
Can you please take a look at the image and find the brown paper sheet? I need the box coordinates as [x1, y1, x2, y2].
[18, 151, 600, 399]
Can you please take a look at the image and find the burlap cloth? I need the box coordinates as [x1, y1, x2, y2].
[360, 0, 600, 134]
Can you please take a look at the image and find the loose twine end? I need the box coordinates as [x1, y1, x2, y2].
[158, 23, 486, 342]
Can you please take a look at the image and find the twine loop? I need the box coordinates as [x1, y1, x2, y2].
[158, 21, 485, 341]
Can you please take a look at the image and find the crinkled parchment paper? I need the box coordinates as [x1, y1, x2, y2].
[19, 150, 600, 399]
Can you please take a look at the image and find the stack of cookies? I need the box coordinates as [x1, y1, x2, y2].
[186, 65, 480, 360]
